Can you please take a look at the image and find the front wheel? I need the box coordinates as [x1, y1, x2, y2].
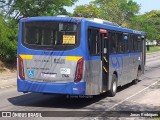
[108, 74, 118, 97]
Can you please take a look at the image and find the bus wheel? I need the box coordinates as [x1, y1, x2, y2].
[108, 74, 117, 97]
[133, 69, 141, 84]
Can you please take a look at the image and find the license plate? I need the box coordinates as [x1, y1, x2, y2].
[41, 73, 56, 78]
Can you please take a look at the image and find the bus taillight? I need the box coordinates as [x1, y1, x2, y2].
[74, 58, 83, 83]
[18, 55, 25, 80]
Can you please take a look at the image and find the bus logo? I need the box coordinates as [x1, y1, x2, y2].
[27, 70, 35, 78]
[2, 112, 11, 117]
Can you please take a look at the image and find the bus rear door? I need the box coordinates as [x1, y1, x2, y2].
[99, 29, 109, 92]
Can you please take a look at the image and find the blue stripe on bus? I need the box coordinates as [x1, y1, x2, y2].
[85, 52, 141, 61]
[17, 79, 86, 95]
[109, 52, 141, 76]
[109, 52, 141, 58]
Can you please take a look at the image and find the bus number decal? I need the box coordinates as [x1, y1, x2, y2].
[54, 59, 65, 64]
[60, 68, 71, 75]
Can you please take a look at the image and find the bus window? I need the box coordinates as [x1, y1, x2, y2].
[22, 21, 80, 50]
[88, 28, 100, 55]
[137, 36, 142, 52]
[42, 29, 52, 45]
[116, 32, 123, 53]
[123, 33, 129, 53]
[133, 35, 139, 52]
[129, 34, 134, 53]
[109, 31, 117, 54]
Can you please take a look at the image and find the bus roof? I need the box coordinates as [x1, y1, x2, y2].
[20, 16, 146, 35]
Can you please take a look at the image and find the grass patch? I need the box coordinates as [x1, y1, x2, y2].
[146, 45, 160, 53]
[154, 118, 160, 120]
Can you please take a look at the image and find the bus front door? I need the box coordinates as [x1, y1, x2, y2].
[99, 29, 109, 92]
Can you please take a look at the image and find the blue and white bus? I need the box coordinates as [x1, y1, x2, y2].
[17, 16, 146, 96]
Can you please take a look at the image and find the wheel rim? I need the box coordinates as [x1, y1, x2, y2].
[112, 81, 117, 93]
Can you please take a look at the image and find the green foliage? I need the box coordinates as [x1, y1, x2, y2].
[73, 3, 100, 18]
[120, 0, 140, 20]
[130, 10, 160, 40]
[94, 0, 123, 24]
[1, 0, 78, 18]
[73, 0, 140, 26]
[93, 0, 140, 26]
[146, 10, 160, 40]
[0, 14, 17, 63]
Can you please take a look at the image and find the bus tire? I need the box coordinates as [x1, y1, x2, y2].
[108, 74, 117, 97]
[133, 69, 141, 84]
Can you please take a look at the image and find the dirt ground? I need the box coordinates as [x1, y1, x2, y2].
[0, 60, 16, 73]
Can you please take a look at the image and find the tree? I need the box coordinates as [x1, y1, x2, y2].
[145, 10, 160, 40]
[0, 0, 78, 19]
[73, 3, 100, 18]
[93, 0, 140, 26]
[130, 10, 160, 40]
[0, 13, 17, 62]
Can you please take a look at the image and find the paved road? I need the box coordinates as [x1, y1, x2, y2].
[0, 52, 160, 120]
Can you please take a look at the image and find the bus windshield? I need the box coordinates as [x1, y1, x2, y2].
[22, 21, 80, 50]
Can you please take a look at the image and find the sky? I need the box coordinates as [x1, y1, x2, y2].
[65, 0, 160, 14]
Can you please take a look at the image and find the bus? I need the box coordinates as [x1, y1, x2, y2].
[17, 16, 146, 97]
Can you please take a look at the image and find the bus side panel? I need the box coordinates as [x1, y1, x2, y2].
[123, 54, 135, 84]
[129, 53, 142, 82]
[109, 53, 141, 88]
[142, 38, 146, 74]
[121, 53, 139, 85]
[109, 55, 123, 89]
[84, 60, 102, 95]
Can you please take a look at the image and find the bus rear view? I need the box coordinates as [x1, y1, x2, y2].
[17, 17, 85, 95]
[18, 16, 146, 97]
